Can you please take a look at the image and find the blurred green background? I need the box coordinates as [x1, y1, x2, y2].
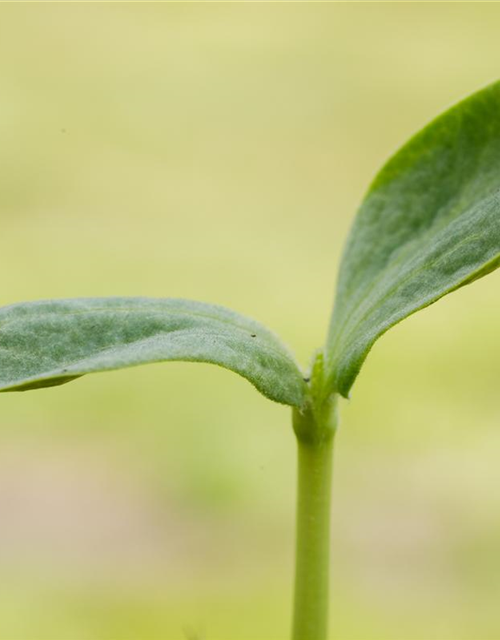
[0, 3, 500, 639]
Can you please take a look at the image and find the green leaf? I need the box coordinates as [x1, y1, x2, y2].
[0, 297, 306, 407]
[325, 81, 500, 398]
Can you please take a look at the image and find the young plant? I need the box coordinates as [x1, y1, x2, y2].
[2, 81, 500, 640]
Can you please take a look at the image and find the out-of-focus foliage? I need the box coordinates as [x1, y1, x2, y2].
[0, 3, 499, 640]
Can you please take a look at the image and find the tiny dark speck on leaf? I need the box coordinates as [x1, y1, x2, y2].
[303, 377, 310, 383]
[251, 334, 257, 338]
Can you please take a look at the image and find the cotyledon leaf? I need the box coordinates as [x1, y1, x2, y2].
[0, 297, 307, 407]
[325, 80, 500, 398]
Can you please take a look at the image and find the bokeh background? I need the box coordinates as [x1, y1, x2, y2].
[1, 3, 500, 639]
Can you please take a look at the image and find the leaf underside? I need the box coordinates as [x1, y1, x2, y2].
[326, 80, 500, 398]
[0, 298, 306, 407]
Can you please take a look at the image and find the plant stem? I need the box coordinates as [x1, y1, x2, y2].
[292, 432, 335, 640]
[291, 358, 338, 640]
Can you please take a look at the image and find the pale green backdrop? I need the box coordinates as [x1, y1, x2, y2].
[0, 3, 499, 639]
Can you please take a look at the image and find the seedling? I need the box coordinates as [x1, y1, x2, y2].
[2, 82, 500, 639]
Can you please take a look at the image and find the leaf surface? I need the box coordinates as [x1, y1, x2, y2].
[326, 81, 500, 398]
[0, 297, 306, 407]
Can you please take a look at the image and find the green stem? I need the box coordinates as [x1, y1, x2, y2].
[291, 375, 338, 640]
[292, 433, 335, 640]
